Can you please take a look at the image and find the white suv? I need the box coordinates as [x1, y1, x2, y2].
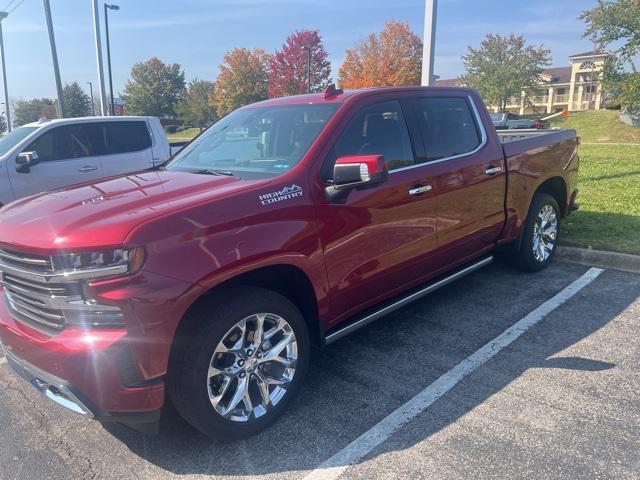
[0, 116, 172, 206]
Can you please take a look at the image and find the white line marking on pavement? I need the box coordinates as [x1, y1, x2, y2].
[303, 267, 604, 480]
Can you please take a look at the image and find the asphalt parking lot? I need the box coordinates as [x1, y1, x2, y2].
[1, 259, 639, 480]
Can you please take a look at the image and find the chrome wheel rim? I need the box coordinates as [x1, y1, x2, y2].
[207, 313, 298, 423]
[532, 204, 558, 262]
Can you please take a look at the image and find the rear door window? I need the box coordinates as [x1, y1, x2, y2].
[413, 97, 482, 162]
[105, 121, 152, 155]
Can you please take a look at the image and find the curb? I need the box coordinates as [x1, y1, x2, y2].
[556, 246, 640, 274]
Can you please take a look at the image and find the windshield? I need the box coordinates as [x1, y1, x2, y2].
[489, 113, 506, 123]
[0, 127, 38, 156]
[166, 104, 339, 179]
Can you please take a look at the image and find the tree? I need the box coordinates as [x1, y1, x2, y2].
[13, 98, 57, 126]
[338, 21, 422, 88]
[461, 34, 551, 112]
[0, 114, 6, 135]
[121, 57, 186, 118]
[213, 48, 270, 117]
[62, 81, 91, 118]
[176, 79, 217, 129]
[582, 0, 640, 110]
[268, 30, 331, 97]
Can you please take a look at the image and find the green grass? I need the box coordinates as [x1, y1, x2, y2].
[166, 128, 200, 143]
[559, 142, 640, 254]
[549, 109, 640, 144]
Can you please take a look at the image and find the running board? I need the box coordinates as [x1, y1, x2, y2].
[324, 256, 493, 345]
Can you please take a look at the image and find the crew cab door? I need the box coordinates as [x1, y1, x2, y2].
[409, 94, 506, 264]
[8, 124, 103, 199]
[318, 99, 441, 324]
[100, 120, 155, 176]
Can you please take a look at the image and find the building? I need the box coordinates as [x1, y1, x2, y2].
[436, 51, 609, 115]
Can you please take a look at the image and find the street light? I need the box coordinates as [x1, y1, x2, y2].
[87, 81, 95, 115]
[0, 11, 11, 131]
[421, 0, 438, 86]
[104, 3, 119, 116]
[303, 45, 311, 94]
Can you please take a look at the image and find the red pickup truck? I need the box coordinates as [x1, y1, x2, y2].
[0, 86, 579, 438]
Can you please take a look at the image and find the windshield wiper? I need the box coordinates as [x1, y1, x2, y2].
[189, 168, 235, 176]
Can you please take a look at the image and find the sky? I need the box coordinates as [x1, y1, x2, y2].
[0, 0, 601, 101]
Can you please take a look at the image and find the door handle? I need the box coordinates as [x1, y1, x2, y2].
[408, 185, 432, 196]
[78, 166, 98, 172]
[484, 166, 502, 175]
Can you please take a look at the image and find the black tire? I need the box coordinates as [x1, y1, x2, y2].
[167, 287, 310, 439]
[508, 193, 560, 272]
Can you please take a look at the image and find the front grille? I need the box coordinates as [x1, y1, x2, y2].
[0, 249, 77, 334]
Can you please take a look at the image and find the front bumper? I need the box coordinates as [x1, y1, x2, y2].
[0, 298, 165, 430]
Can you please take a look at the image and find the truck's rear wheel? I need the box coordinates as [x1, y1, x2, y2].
[168, 287, 310, 439]
[510, 193, 560, 272]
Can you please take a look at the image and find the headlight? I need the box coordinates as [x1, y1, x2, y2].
[52, 247, 146, 281]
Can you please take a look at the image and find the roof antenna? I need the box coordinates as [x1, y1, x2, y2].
[323, 83, 343, 99]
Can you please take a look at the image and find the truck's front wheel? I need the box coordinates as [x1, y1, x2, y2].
[168, 287, 310, 439]
[510, 193, 560, 272]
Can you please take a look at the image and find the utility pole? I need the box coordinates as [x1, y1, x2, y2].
[421, 0, 438, 86]
[0, 12, 11, 131]
[43, 0, 64, 118]
[104, 3, 119, 115]
[87, 81, 95, 115]
[91, 0, 108, 115]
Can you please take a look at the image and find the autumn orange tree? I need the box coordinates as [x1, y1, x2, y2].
[338, 20, 422, 88]
[268, 30, 332, 97]
[213, 48, 270, 117]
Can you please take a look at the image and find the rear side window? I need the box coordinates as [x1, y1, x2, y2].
[414, 97, 482, 162]
[326, 100, 415, 177]
[105, 121, 152, 155]
[25, 125, 96, 162]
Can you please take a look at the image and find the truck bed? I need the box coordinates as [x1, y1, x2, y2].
[499, 128, 577, 159]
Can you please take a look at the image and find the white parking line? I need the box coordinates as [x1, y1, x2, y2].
[303, 267, 604, 480]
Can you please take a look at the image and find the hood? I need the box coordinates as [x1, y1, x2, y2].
[0, 170, 263, 252]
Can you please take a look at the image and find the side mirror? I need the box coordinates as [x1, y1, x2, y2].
[16, 151, 39, 174]
[325, 154, 388, 204]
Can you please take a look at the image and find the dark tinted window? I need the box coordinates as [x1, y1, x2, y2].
[25, 125, 96, 162]
[105, 121, 152, 155]
[326, 100, 414, 177]
[414, 97, 481, 162]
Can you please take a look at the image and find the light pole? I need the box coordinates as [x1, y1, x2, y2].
[303, 46, 311, 93]
[43, 0, 64, 118]
[104, 3, 119, 115]
[87, 81, 95, 115]
[421, 0, 438, 86]
[0, 11, 11, 131]
[91, 0, 108, 116]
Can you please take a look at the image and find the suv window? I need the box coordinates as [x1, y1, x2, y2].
[105, 121, 152, 155]
[326, 100, 414, 177]
[414, 97, 481, 162]
[25, 125, 95, 162]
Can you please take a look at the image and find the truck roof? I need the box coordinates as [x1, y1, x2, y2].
[21, 115, 158, 128]
[244, 86, 476, 108]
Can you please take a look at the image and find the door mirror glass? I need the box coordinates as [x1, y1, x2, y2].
[326, 154, 388, 203]
[16, 151, 39, 173]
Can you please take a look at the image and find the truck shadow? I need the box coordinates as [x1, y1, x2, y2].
[104, 260, 638, 477]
